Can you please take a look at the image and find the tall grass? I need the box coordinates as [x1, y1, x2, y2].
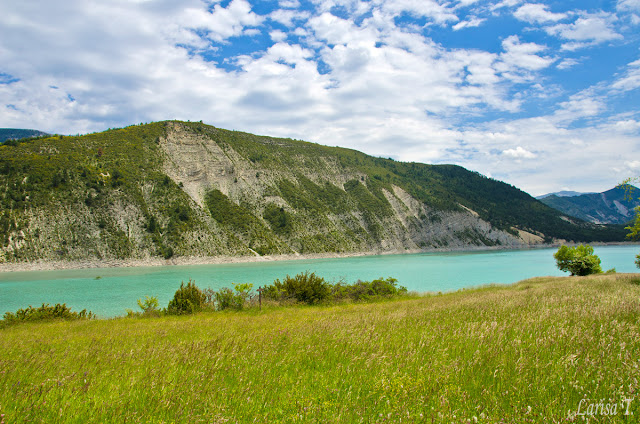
[1, 274, 639, 423]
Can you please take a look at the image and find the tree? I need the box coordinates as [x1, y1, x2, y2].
[167, 279, 205, 314]
[554, 244, 602, 276]
[621, 179, 640, 268]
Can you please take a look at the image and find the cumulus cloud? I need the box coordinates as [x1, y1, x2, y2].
[269, 8, 311, 27]
[514, 3, 567, 24]
[495, 35, 555, 83]
[503, 146, 536, 159]
[545, 12, 623, 50]
[380, 0, 459, 25]
[178, 0, 264, 43]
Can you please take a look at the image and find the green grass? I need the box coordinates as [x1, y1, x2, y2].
[1, 274, 639, 423]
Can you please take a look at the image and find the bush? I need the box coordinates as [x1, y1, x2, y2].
[136, 295, 160, 316]
[211, 283, 253, 311]
[332, 277, 407, 301]
[553, 244, 603, 276]
[167, 279, 205, 315]
[1, 303, 94, 327]
[263, 271, 330, 304]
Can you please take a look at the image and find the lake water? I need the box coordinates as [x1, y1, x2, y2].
[1, 245, 638, 318]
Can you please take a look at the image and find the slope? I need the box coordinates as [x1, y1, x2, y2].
[539, 185, 639, 224]
[0, 121, 626, 264]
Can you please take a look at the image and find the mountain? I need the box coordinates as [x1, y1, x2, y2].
[0, 129, 50, 143]
[0, 121, 626, 264]
[539, 186, 639, 225]
[536, 191, 592, 199]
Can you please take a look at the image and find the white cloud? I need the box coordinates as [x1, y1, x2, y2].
[557, 58, 580, 70]
[503, 146, 536, 159]
[611, 58, 640, 92]
[514, 3, 566, 24]
[178, 0, 263, 43]
[545, 13, 623, 49]
[618, 0, 640, 12]
[494, 35, 554, 83]
[280, 0, 301, 8]
[270, 29, 287, 42]
[491, 0, 523, 11]
[452, 17, 485, 31]
[379, 0, 459, 25]
[269, 8, 311, 27]
[552, 89, 606, 123]
[0, 0, 638, 196]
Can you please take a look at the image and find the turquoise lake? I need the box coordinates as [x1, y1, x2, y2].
[1, 245, 638, 318]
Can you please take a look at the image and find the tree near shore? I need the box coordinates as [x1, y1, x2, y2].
[620, 179, 640, 268]
[554, 244, 602, 276]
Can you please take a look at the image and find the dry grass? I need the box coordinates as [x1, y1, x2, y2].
[1, 274, 639, 423]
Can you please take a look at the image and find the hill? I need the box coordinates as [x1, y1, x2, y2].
[1, 273, 639, 422]
[0, 120, 626, 264]
[536, 190, 591, 199]
[539, 185, 639, 224]
[0, 128, 50, 143]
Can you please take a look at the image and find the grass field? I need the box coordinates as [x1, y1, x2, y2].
[1, 274, 639, 423]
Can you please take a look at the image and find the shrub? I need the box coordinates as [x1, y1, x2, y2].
[263, 271, 330, 304]
[553, 244, 603, 276]
[136, 295, 160, 316]
[212, 283, 254, 311]
[167, 279, 205, 315]
[1, 303, 94, 327]
[332, 277, 407, 301]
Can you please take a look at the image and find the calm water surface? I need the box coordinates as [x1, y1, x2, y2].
[0, 245, 638, 318]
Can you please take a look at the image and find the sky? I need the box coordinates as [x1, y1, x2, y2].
[1, 0, 639, 196]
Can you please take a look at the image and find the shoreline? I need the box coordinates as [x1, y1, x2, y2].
[0, 241, 637, 273]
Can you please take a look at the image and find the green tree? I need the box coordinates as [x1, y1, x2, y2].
[621, 179, 640, 268]
[554, 244, 602, 276]
[167, 279, 205, 314]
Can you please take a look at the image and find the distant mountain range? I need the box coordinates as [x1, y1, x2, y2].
[0, 128, 50, 143]
[536, 191, 594, 199]
[538, 185, 639, 225]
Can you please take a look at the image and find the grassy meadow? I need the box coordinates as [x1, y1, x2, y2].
[1, 273, 639, 423]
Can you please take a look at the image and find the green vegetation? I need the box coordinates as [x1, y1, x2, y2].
[553, 244, 603, 276]
[208, 283, 254, 311]
[204, 189, 289, 256]
[1, 274, 638, 422]
[331, 277, 407, 301]
[263, 271, 332, 304]
[0, 120, 627, 264]
[166, 279, 206, 315]
[621, 179, 640, 268]
[1, 303, 94, 328]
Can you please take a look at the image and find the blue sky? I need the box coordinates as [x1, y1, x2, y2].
[1, 0, 639, 196]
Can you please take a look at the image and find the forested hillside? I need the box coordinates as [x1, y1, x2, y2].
[0, 121, 625, 264]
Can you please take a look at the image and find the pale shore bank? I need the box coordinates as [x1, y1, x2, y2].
[0, 242, 636, 273]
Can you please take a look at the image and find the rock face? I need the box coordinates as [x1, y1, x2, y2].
[0, 121, 624, 264]
[158, 122, 528, 254]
